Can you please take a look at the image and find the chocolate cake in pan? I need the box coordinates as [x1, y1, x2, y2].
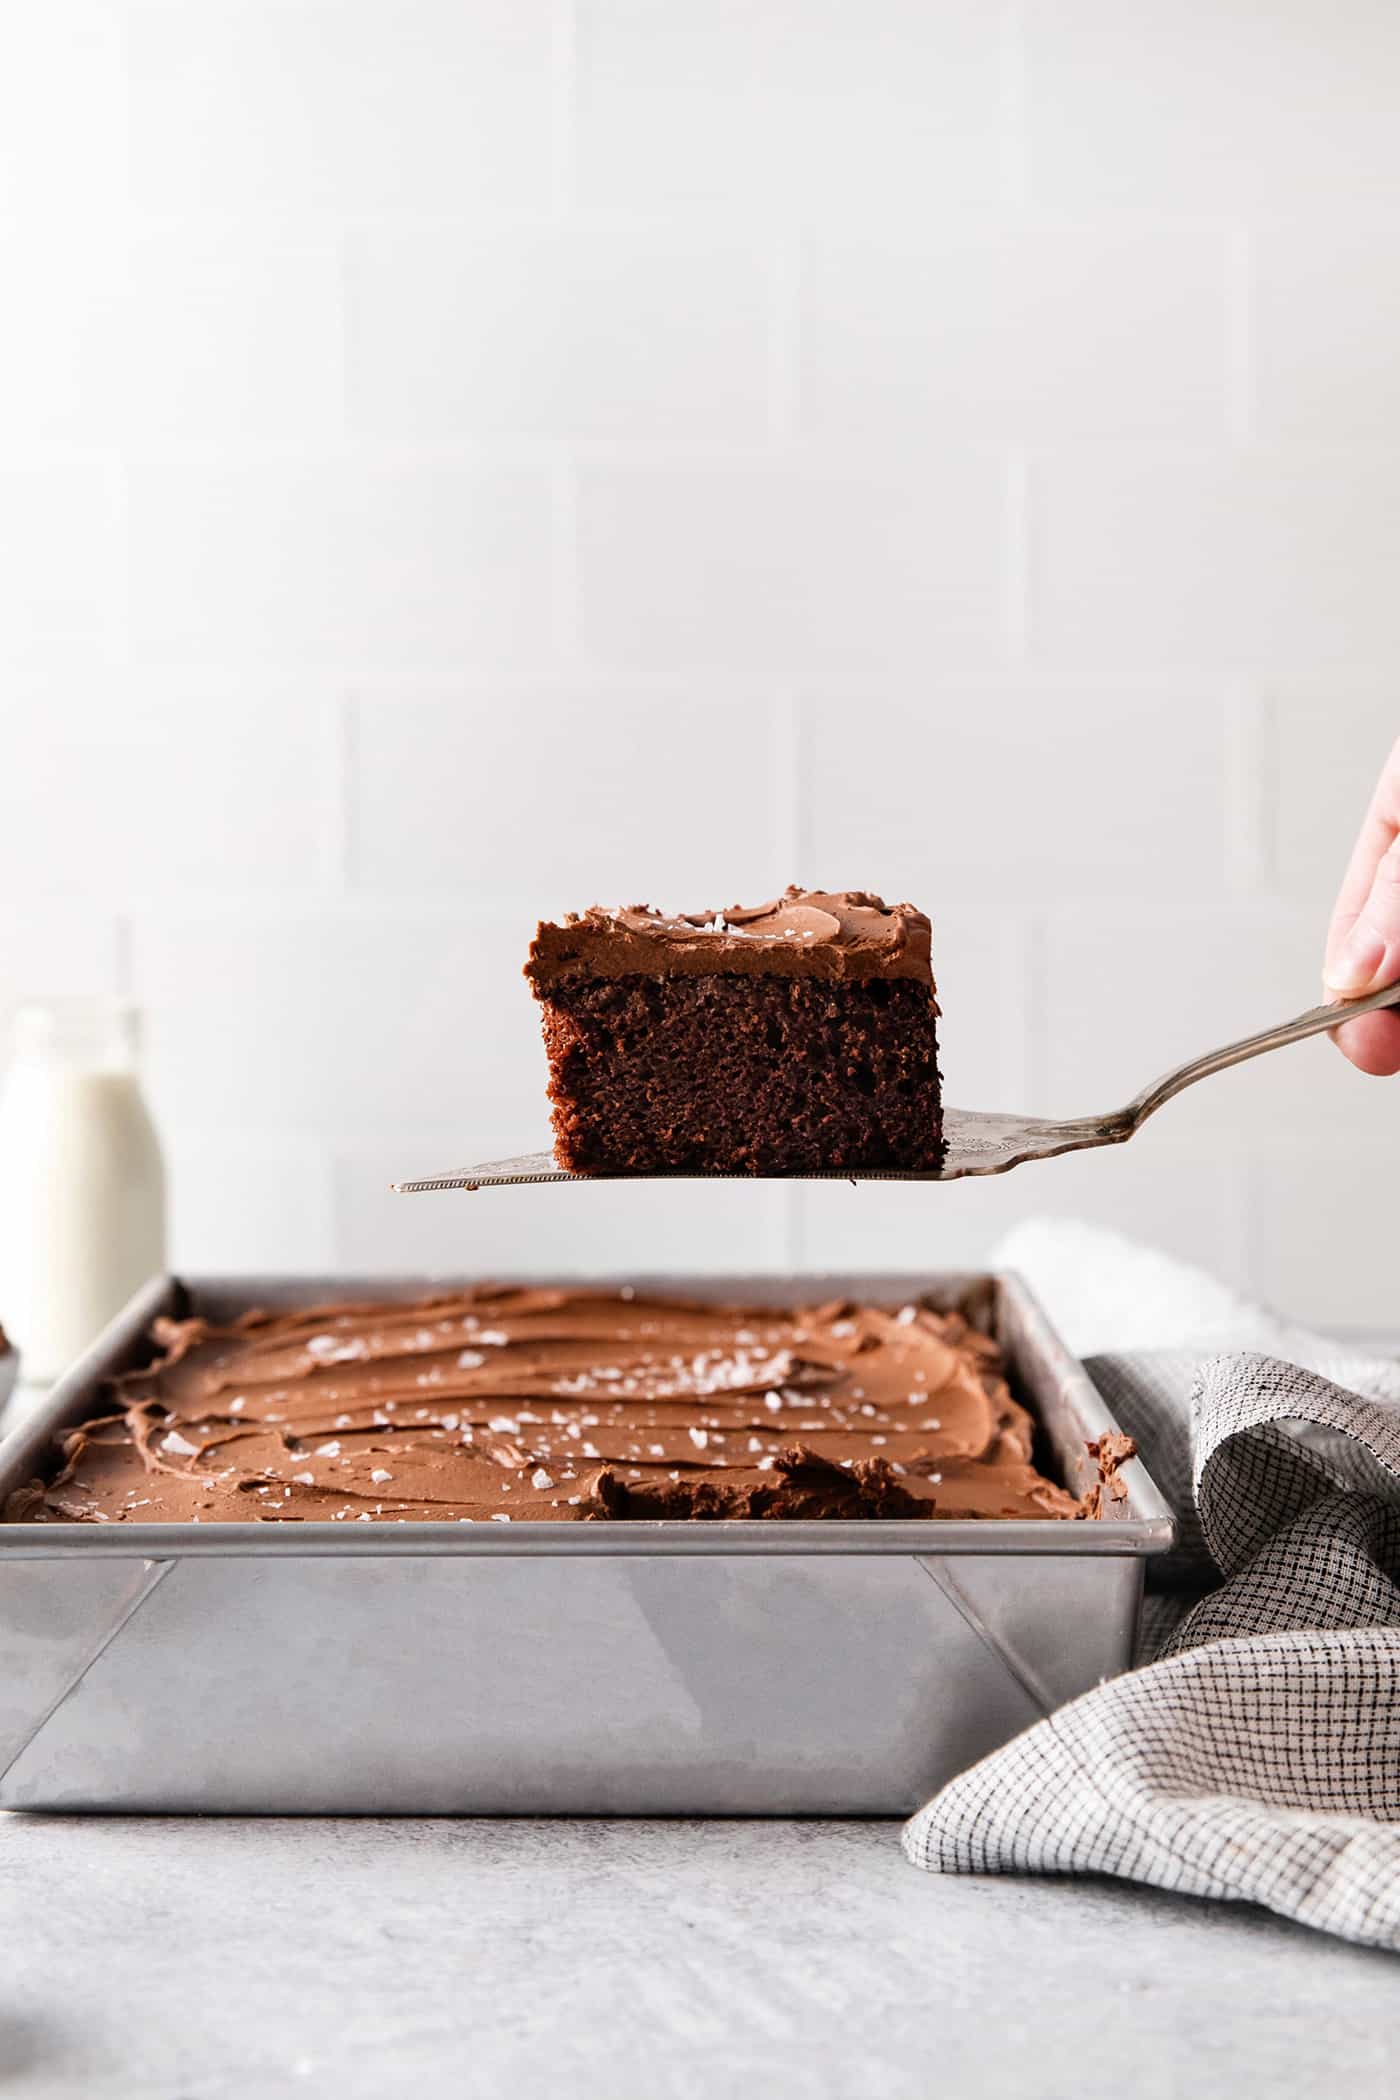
[3, 1285, 1087, 1526]
[525, 887, 944, 1174]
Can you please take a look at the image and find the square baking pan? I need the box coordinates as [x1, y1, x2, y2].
[0, 1271, 1174, 1815]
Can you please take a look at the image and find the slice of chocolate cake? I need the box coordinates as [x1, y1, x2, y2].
[525, 886, 944, 1175]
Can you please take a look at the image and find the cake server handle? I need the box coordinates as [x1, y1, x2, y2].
[1123, 976, 1400, 1128]
[925, 975, 1400, 1181]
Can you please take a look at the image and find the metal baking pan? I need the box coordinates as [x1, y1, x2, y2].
[0, 1271, 1173, 1815]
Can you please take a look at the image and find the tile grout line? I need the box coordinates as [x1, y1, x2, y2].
[112, 916, 135, 1001]
[106, 447, 129, 686]
[1226, 680, 1273, 896]
[548, 0, 578, 222]
[105, 438, 133, 1035]
[1017, 911, 1047, 1115]
[551, 454, 582, 668]
[1225, 219, 1254, 449]
[336, 222, 355, 447]
[771, 690, 801, 880]
[997, 2, 1030, 207]
[1003, 448, 1032, 663]
[767, 229, 802, 448]
[330, 692, 358, 891]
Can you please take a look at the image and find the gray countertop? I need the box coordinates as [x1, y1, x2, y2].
[1, 1814, 1394, 2099]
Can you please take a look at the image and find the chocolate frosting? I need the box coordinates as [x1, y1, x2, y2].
[4, 1287, 1088, 1526]
[527, 886, 934, 987]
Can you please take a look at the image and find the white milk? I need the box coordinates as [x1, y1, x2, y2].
[0, 1003, 166, 1384]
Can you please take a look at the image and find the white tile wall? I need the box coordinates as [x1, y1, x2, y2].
[793, 689, 1232, 906]
[1254, 218, 1400, 442]
[0, 681, 337, 898]
[0, 233, 124, 440]
[1023, 0, 1400, 208]
[1030, 452, 1400, 673]
[129, 906, 549, 1140]
[0, 4, 127, 228]
[349, 691, 786, 907]
[346, 224, 772, 441]
[1245, 1142, 1400, 1330]
[792, 1119, 1251, 1298]
[1270, 692, 1400, 900]
[575, 0, 1005, 209]
[0, 910, 123, 1058]
[168, 1132, 338, 1275]
[1037, 907, 1306, 1120]
[122, 231, 347, 441]
[577, 456, 1006, 674]
[332, 1151, 789, 1278]
[126, 1, 556, 214]
[4, 2, 1399, 1325]
[800, 216, 1233, 442]
[0, 463, 118, 664]
[124, 460, 556, 669]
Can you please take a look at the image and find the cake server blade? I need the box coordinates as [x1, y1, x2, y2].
[391, 979, 1400, 1192]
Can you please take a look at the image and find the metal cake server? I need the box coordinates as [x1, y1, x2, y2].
[393, 979, 1400, 1191]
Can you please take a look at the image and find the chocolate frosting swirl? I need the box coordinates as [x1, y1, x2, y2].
[5, 1287, 1084, 1526]
[527, 886, 934, 986]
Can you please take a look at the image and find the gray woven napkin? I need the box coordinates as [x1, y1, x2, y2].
[902, 1222, 1400, 1953]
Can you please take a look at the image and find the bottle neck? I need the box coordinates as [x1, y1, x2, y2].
[9, 1000, 143, 1076]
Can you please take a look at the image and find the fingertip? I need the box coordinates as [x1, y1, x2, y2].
[1324, 923, 1389, 995]
[1330, 1010, 1400, 1077]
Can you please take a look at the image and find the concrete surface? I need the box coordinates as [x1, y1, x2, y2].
[0, 1815, 1393, 2099]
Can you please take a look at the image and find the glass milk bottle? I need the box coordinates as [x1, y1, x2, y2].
[0, 1001, 166, 1385]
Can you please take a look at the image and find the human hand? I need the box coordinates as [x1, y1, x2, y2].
[1324, 733, 1400, 1074]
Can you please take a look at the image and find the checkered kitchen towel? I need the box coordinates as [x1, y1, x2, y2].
[902, 1221, 1400, 1952]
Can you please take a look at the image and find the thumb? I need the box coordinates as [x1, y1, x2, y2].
[1326, 834, 1400, 995]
